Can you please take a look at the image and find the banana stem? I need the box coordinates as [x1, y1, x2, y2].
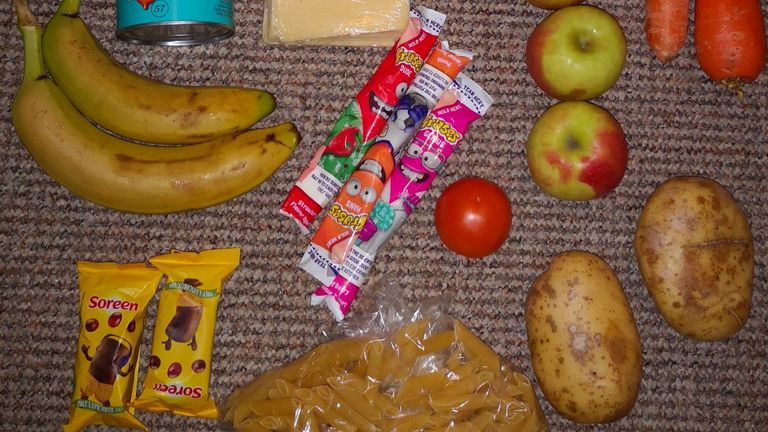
[14, 1, 46, 83]
[58, 0, 82, 15]
[13, 0, 37, 28]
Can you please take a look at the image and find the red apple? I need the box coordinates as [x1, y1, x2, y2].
[526, 5, 627, 101]
[527, 0, 584, 10]
[526, 101, 628, 200]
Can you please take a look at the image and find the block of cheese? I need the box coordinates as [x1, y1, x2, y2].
[263, 0, 410, 47]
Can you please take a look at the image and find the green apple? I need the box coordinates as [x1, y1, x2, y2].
[527, 0, 584, 10]
[526, 5, 627, 101]
[526, 101, 628, 201]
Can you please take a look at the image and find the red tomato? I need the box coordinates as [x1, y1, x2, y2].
[434, 177, 513, 258]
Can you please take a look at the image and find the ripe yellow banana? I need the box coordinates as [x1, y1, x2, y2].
[12, 7, 300, 214]
[42, 0, 276, 144]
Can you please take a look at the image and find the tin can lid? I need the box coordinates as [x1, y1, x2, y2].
[117, 22, 234, 47]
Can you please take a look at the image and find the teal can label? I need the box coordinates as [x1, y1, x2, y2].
[117, 0, 234, 46]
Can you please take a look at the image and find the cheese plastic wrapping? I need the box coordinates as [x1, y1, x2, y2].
[224, 277, 548, 431]
[64, 262, 162, 432]
[131, 248, 240, 419]
[263, 0, 411, 46]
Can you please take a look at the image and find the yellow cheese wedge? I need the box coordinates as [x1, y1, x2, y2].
[263, 0, 410, 46]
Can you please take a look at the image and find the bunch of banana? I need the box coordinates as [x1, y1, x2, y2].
[11, 0, 299, 214]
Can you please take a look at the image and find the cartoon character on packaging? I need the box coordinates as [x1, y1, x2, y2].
[358, 138, 446, 252]
[79, 335, 134, 406]
[314, 143, 395, 264]
[318, 80, 408, 182]
[162, 289, 203, 351]
[385, 93, 430, 139]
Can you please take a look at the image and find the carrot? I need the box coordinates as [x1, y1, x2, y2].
[645, 0, 690, 62]
[694, 0, 766, 86]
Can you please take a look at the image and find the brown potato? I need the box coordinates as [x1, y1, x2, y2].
[525, 251, 643, 424]
[635, 176, 753, 341]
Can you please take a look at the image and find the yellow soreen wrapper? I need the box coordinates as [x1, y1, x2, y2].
[64, 262, 162, 432]
[132, 248, 241, 419]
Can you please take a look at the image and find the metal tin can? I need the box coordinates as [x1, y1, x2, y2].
[116, 0, 234, 46]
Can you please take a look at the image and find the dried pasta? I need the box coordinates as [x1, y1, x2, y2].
[225, 318, 547, 431]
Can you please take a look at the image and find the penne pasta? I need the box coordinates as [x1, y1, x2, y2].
[249, 398, 300, 417]
[423, 330, 456, 354]
[328, 376, 382, 421]
[317, 385, 377, 432]
[450, 357, 482, 381]
[297, 405, 320, 432]
[363, 339, 386, 382]
[310, 389, 357, 432]
[434, 371, 494, 399]
[364, 386, 399, 419]
[393, 319, 430, 361]
[394, 370, 449, 403]
[259, 415, 293, 430]
[429, 392, 501, 414]
[275, 379, 299, 397]
[233, 399, 258, 428]
[469, 411, 496, 429]
[281, 338, 369, 382]
[226, 369, 282, 420]
[446, 349, 465, 371]
[235, 417, 271, 432]
[380, 411, 433, 431]
[226, 317, 547, 432]
[454, 321, 501, 375]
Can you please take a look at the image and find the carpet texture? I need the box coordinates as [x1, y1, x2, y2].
[1, 0, 766, 431]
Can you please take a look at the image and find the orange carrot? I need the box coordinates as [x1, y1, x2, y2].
[694, 0, 766, 85]
[645, 0, 690, 62]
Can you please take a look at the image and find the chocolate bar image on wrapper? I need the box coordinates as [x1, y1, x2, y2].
[81, 335, 133, 405]
[163, 291, 203, 351]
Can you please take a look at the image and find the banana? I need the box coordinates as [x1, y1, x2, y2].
[41, 0, 276, 144]
[12, 5, 300, 214]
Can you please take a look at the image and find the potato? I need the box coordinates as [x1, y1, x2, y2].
[525, 251, 643, 424]
[635, 176, 753, 341]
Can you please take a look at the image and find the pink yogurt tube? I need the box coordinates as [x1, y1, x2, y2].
[311, 73, 494, 321]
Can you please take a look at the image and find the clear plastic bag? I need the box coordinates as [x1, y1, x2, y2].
[223, 277, 548, 431]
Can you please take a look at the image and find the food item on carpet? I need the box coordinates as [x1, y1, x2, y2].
[694, 0, 766, 88]
[64, 262, 162, 432]
[525, 250, 643, 424]
[42, 0, 276, 145]
[307, 74, 493, 321]
[11, 0, 301, 214]
[225, 305, 547, 431]
[263, 0, 410, 46]
[635, 176, 754, 341]
[434, 177, 513, 259]
[132, 248, 240, 419]
[644, 0, 690, 62]
[525, 5, 627, 101]
[279, 6, 445, 232]
[526, 101, 629, 201]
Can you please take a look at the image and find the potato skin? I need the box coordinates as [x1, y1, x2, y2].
[635, 177, 753, 341]
[525, 251, 643, 424]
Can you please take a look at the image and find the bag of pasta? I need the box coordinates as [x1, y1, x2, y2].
[224, 277, 548, 431]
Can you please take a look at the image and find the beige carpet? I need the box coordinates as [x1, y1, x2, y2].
[1, 0, 766, 430]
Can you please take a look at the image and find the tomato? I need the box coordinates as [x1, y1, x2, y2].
[434, 177, 513, 258]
